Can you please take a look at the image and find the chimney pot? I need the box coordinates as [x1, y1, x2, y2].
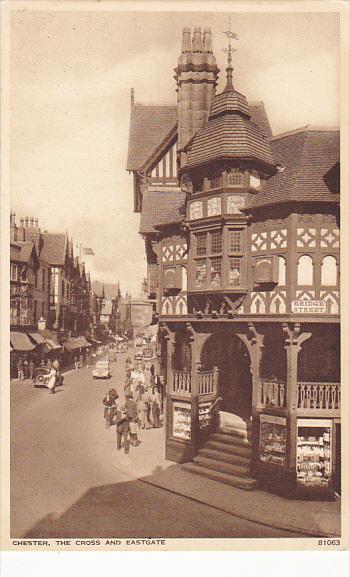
[192, 27, 203, 52]
[181, 27, 191, 53]
[20, 217, 24, 226]
[30, 217, 34, 227]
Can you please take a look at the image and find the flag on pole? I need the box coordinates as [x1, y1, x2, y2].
[82, 247, 95, 256]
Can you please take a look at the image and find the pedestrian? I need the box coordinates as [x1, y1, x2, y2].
[116, 406, 130, 453]
[79, 353, 84, 368]
[103, 390, 117, 426]
[151, 387, 161, 428]
[28, 358, 35, 380]
[17, 357, 24, 380]
[52, 358, 60, 371]
[40, 358, 45, 367]
[46, 366, 57, 394]
[137, 390, 151, 430]
[46, 358, 52, 369]
[74, 354, 79, 370]
[125, 395, 139, 447]
[23, 357, 29, 379]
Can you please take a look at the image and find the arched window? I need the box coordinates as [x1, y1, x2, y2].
[297, 255, 313, 285]
[321, 255, 337, 285]
[278, 256, 286, 285]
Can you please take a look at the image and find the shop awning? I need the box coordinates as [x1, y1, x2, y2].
[64, 338, 80, 351]
[10, 331, 35, 351]
[45, 338, 61, 350]
[87, 337, 101, 345]
[27, 332, 46, 345]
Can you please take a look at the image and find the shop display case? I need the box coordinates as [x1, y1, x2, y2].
[172, 401, 191, 440]
[198, 401, 212, 431]
[297, 419, 332, 489]
[259, 415, 286, 466]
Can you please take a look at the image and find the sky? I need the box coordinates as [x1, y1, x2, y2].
[9, 6, 340, 296]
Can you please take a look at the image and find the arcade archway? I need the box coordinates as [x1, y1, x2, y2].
[200, 331, 252, 419]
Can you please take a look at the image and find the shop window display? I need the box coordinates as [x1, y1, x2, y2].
[297, 419, 332, 488]
[198, 402, 212, 431]
[229, 257, 242, 287]
[210, 258, 222, 288]
[173, 402, 191, 439]
[259, 415, 286, 466]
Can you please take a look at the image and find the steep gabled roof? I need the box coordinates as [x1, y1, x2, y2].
[40, 233, 67, 265]
[11, 241, 39, 265]
[127, 104, 177, 171]
[104, 284, 120, 300]
[140, 190, 186, 234]
[247, 127, 340, 209]
[91, 281, 104, 298]
[126, 101, 273, 172]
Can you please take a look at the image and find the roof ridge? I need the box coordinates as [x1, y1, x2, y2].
[272, 125, 339, 141]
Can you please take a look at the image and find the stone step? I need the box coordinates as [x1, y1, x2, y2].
[211, 433, 252, 447]
[182, 463, 257, 491]
[199, 447, 251, 468]
[193, 455, 250, 478]
[219, 427, 253, 441]
[206, 440, 252, 457]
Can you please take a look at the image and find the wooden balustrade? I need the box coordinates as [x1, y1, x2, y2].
[259, 378, 286, 408]
[198, 368, 218, 395]
[172, 370, 191, 395]
[297, 382, 341, 411]
[171, 368, 218, 396]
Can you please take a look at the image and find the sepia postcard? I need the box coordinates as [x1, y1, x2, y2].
[1, 0, 349, 559]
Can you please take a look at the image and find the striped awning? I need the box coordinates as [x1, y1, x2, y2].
[10, 332, 35, 351]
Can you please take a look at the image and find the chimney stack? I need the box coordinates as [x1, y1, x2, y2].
[29, 217, 34, 227]
[175, 26, 219, 154]
[25, 216, 29, 228]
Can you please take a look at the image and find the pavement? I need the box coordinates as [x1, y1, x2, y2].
[10, 352, 341, 539]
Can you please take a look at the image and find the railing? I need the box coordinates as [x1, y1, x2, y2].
[297, 382, 341, 411]
[172, 370, 191, 395]
[171, 368, 219, 396]
[198, 368, 219, 395]
[259, 378, 286, 408]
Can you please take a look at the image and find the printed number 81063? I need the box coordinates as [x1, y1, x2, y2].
[318, 539, 340, 546]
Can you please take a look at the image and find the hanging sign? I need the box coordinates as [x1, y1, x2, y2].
[292, 300, 326, 314]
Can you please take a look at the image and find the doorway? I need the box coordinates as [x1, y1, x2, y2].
[201, 332, 252, 419]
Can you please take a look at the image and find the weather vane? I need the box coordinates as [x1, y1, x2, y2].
[222, 16, 239, 66]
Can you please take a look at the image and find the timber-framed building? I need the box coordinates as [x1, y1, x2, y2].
[127, 27, 340, 498]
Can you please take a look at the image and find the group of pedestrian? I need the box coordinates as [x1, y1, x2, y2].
[16, 356, 35, 380]
[74, 352, 88, 370]
[102, 356, 164, 454]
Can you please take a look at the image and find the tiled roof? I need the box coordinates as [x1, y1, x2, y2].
[140, 190, 186, 234]
[40, 233, 67, 265]
[91, 281, 104, 298]
[127, 104, 177, 171]
[248, 127, 340, 209]
[249, 101, 273, 138]
[104, 284, 120, 300]
[11, 241, 37, 264]
[185, 113, 275, 170]
[126, 102, 272, 172]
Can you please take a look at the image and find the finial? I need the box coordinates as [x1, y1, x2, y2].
[181, 27, 191, 53]
[203, 28, 213, 53]
[222, 17, 239, 91]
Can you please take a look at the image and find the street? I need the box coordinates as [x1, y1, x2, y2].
[11, 351, 301, 539]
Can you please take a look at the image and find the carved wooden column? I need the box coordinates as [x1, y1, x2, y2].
[283, 322, 311, 486]
[237, 322, 264, 471]
[187, 323, 207, 452]
[160, 323, 176, 444]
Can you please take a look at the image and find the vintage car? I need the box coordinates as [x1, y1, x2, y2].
[92, 360, 112, 379]
[134, 351, 144, 361]
[33, 366, 64, 388]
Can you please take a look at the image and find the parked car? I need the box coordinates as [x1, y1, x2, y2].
[92, 360, 112, 379]
[134, 351, 143, 361]
[143, 347, 154, 360]
[33, 366, 64, 388]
